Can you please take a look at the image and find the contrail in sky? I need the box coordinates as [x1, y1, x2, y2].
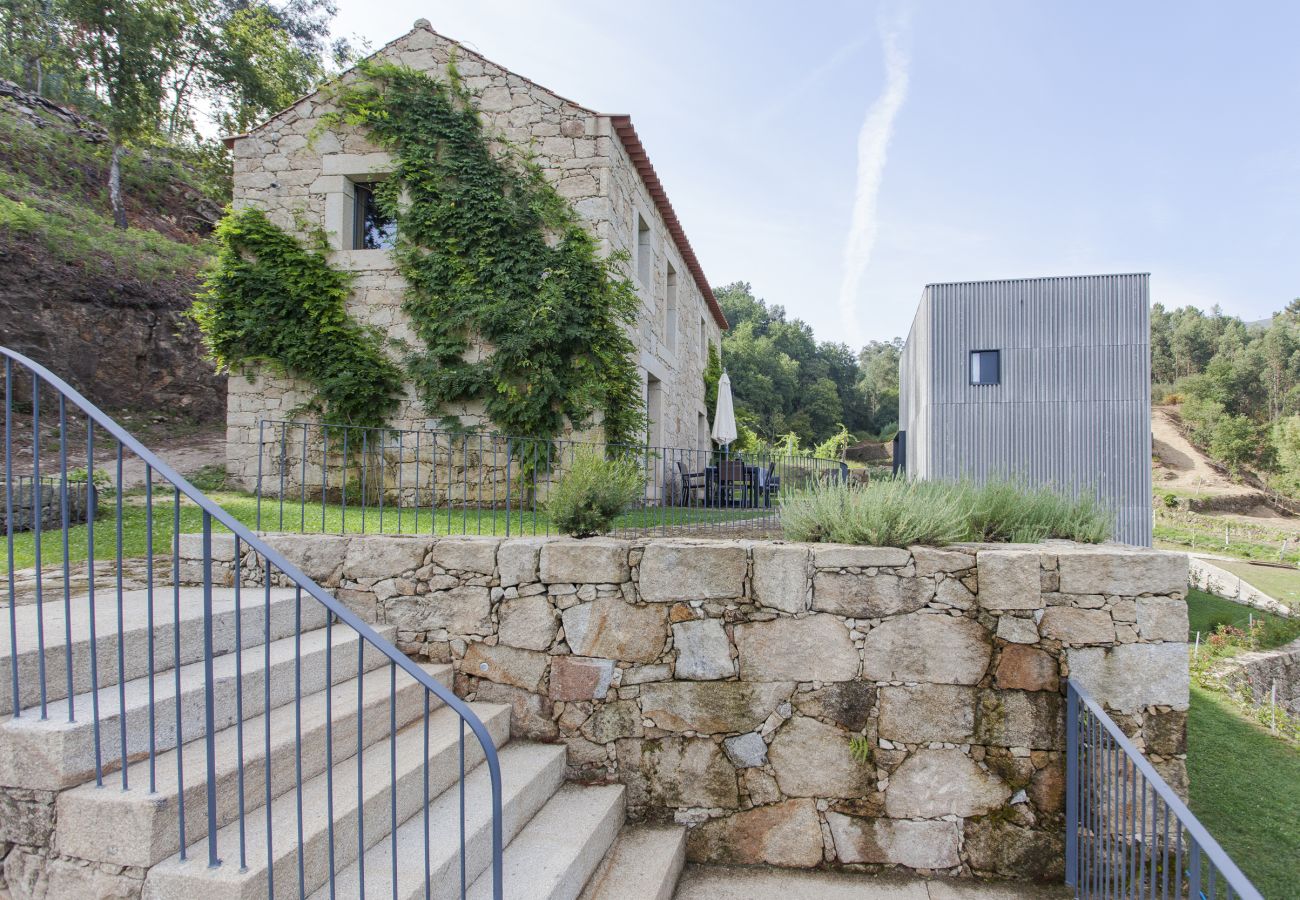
[837, 14, 910, 347]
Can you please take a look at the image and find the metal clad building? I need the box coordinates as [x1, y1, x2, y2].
[897, 273, 1152, 545]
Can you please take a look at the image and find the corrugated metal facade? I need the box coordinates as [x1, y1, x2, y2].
[898, 274, 1152, 546]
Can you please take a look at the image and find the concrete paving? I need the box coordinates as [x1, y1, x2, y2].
[674, 865, 1073, 899]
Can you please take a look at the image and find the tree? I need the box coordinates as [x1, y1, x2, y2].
[66, 0, 188, 227]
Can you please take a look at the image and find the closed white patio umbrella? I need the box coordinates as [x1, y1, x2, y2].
[711, 371, 737, 447]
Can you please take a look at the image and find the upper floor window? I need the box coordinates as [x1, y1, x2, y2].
[970, 350, 1000, 385]
[635, 213, 651, 286]
[352, 181, 396, 250]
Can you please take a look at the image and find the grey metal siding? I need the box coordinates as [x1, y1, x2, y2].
[898, 274, 1152, 546]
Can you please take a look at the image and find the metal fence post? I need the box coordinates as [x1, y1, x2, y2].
[1065, 682, 1079, 889]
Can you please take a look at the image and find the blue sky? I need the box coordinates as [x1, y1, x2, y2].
[331, 1, 1300, 347]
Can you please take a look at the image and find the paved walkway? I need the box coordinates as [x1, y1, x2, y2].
[675, 865, 1072, 899]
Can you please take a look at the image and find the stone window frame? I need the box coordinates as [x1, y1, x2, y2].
[317, 152, 400, 271]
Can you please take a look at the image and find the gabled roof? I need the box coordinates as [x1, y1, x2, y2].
[224, 21, 727, 331]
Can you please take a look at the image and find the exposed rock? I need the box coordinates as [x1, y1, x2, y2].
[428, 537, 498, 574]
[686, 799, 824, 867]
[470, 680, 557, 740]
[497, 539, 544, 586]
[735, 614, 859, 682]
[975, 689, 1064, 750]
[812, 572, 933, 618]
[769, 716, 872, 798]
[812, 545, 912, 569]
[877, 684, 977, 744]
[1066, 644, 1189, 712]
[639, 681, 793, 734]
[751, 544, 810, 613]
[580, 700, 641, 743]
[638, 542, 748, 602]
[548, 656, 615, 700]
[616, 737, 739, 809]
[860, 614, 992, 685]
[827, 813, 961, 868]
[342, 536, 432, 580]
[496, 594, 557, 651]
[722, 731, 768, 768]
[561, 596, 668, 663]
[793, 682, 876, 732]
[672, 618, 734, 680]
[1038, 607, 1116, 645]
[964, 818, 1065, 881]
[1136, 597, 1188, 642]
[539, 539, 629, 584]
[977, 550, 1043, 610]
[461, 643, 549, 692]
[995, 644, 1059, 692]
[884, 749, 1010, 818]
[1057, 549, 1186, 597]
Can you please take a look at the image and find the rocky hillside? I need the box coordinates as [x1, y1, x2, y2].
[0, 80, 226, 421]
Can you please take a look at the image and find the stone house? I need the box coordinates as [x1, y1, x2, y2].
[221, 20, 728, 490]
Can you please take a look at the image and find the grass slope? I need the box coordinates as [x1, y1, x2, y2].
[1187, 685, 1300, 898]
[1186, 588, 1300, 651]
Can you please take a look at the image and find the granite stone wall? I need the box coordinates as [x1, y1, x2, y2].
[202, 533, 1190, 882]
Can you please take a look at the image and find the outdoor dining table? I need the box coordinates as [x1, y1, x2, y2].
[700, 463, 772, 508]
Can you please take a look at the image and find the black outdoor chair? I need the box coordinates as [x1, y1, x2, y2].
[715, 459, 752, 507]
[675, 459, 708, 506]
[757, 461, 781, 507]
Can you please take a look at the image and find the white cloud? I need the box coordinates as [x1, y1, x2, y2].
[836, 11, 911, 348]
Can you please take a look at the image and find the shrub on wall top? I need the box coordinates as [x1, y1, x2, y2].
[548, 448, 644, 537]
[780, 477, 1113, 547]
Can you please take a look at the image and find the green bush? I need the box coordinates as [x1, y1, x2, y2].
[547, 449, 645, 537]
[780, 476, 1113, 547]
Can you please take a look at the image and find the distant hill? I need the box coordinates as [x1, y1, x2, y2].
[0, 79, 226, 421]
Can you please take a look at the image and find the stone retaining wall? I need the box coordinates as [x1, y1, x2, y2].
[195, 534, 1189, 883]
[1215, 637, 1300, 718]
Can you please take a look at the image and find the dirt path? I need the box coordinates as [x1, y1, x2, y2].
[1151, 406, 1260, 500]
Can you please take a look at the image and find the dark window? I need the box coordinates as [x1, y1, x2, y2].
[970, 350, 1000, 385]
[352, 182, 396, 250]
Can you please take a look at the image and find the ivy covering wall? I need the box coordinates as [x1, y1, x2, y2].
[192, 207, 403, 428]
[332, 60, 647, 450]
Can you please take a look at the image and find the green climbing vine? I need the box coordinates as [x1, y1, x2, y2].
[191, 207, 404, 428]
[703, 340, 722, 421]
[330, 60, 647, 453]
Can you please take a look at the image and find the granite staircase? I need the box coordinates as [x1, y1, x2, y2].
[0, 346, 686, 900]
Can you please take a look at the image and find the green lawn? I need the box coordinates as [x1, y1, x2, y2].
[1188, 685, 1300, 898]
[1186, 589, 1300, 651]
[3, 489, 770, 573]
[1216, 559, 1300, 608]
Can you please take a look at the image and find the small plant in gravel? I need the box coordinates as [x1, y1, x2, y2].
[547, 448, 644, 537]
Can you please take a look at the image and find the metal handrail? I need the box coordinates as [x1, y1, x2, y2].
[2, 346, 504, 898]
[1065, 679, 1262, 900]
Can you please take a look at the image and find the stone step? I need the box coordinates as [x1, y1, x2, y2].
[142, 702, 514, 900]
[467, 783, 625, 900]
[0, 586, 312, 716]
[578, 825, 686, 900]
[55, 661, 452, 869]
[309, 742, 567, 900]
[0, 623, 394, 790]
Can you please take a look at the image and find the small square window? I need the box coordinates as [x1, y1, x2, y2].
[352, 181, 396, 250]
[970, 350, 1000, 385]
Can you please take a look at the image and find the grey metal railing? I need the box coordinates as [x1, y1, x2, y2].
[1066, 680, 1262, 900]
[2, 346, 504, 899]
[253, 418, 850, 538]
